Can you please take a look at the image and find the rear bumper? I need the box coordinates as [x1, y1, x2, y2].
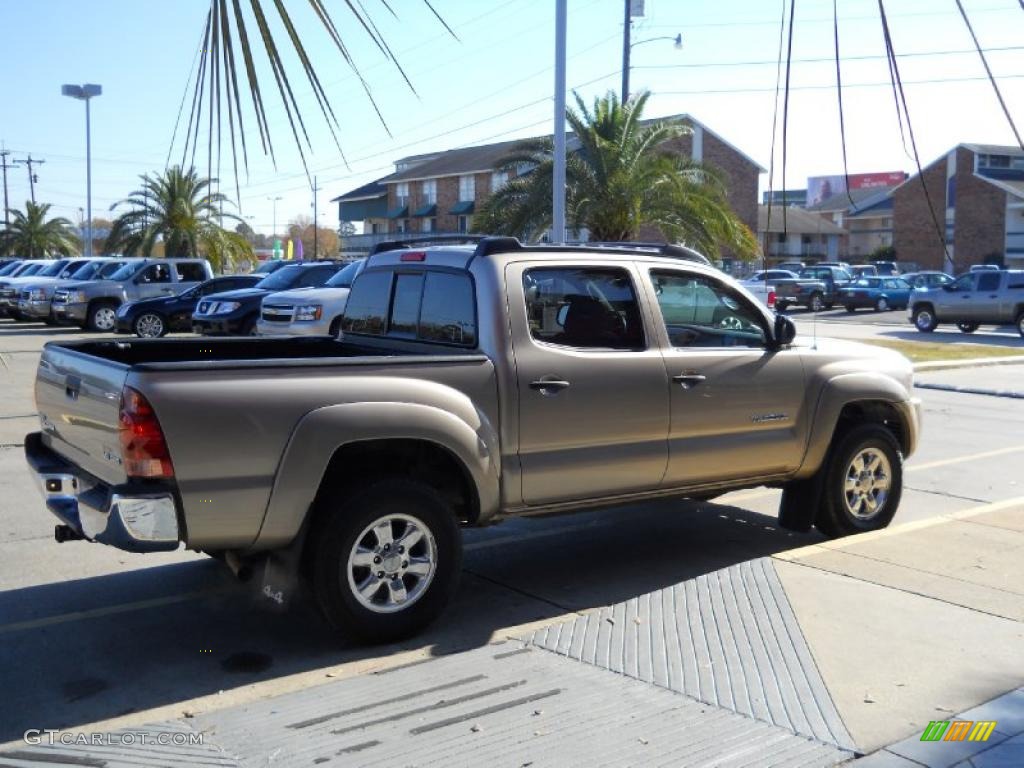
[24, 432, 181, 553]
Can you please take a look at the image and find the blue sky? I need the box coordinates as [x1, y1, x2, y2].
[1, 0, 1022, 235]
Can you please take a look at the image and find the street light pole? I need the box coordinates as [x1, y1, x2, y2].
[61, 83, 101, 257]
[552, 0, 567, 244]
[621, 0, 631, 105]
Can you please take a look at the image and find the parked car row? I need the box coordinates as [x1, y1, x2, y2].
[909, 268, 1024, 337]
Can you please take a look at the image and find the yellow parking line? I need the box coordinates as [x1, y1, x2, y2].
[907, 445, 1024, 472]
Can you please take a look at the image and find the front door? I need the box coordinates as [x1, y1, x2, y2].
[640, 267, 808, 485]
[133, 263, 175, 299]
[509, 263, 670, 506]
[970, 271, 1003, 323]
[943, 273, 977, 321]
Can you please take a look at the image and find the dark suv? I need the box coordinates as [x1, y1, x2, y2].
[192, 262, 342, 335]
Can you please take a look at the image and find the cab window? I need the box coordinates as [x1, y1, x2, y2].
[522, 267, 645, 350]
[138, 263, 172, 283]
[977, 272, 1001, 292]
[175, 262, 207, 282]
[951, 275, 975, 292]
[649, 270, 766, 349]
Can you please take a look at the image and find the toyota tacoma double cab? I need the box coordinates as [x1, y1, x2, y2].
[25, 237, 921, 643]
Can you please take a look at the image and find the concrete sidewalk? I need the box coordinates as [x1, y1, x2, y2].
[2, 503, 1022, 767]
[914, 363, 1024, 399]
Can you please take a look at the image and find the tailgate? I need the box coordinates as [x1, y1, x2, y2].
[35, 345, 130, 486]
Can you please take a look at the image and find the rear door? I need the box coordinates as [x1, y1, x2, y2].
[174, 261, 209, 292]
[971, 271, 1003, 323]
[133, 262, 176, 299]
[508, 262, 670, 505]
[641, 266, 808, 485]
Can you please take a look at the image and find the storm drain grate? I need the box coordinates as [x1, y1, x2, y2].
[529, 557, 855, 752]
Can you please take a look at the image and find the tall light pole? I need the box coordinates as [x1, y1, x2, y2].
[620, 0, 681, 104]
[267, 195, 282, 238]
[552, 0, 567, 244]
[61, 83, 101, 257]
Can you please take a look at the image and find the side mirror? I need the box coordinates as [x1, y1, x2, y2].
[774, 314, 797, 346]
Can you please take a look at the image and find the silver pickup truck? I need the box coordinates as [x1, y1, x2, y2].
[909, 269, 1024, 336]
[25, 237, 921, 643]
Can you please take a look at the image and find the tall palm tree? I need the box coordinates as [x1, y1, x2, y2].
[474, 91, 759, 260]
[0, 202, 80, 257]
[105, 166, 252, 272]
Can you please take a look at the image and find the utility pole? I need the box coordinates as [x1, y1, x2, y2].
[15, 155, 44, 205]
[552, 0, 567, 244]
[621, 0, 631, 104]
[0, 149, 12, 226]
[312, 176, 321, 258]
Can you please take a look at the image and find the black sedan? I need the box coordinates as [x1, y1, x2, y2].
[191, 262, 342, 336]
[116, 274, 262, 337]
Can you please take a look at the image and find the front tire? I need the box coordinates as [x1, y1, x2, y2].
[875, 297, 890, 312]
[133, 312, 167, 338]
[1016, 312, 1024, 339]
[913, 306, 937, 333]
[310, 478, 462, 644]
[815, 424, 903, 537]
[808, 292, 824, 312]
[844, 305, 856, 313]
[87, 301, 118, 332]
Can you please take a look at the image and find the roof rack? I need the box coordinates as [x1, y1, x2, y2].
[369, 235, 487, 255]
[469, 237, 711, 266]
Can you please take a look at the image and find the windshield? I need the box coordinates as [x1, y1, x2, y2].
[61, 261, 92, 278]
[0, 261, 22, 276]
[325, 260, 364, 288]
[98, 261, 128, 278]
[255, 264, 307, 291]
[853, 278, 881, 287]
[254, 260, 281, 274]
[108, 262, 144, 281]
[14, 263, 44, 277]
[37, 260, 70, 277]
[69, 261, 107, 280]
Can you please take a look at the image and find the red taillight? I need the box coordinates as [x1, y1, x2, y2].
[767, 290, 776, 308]
[400, 251, 426, 262]
[118, 386, 174, 479]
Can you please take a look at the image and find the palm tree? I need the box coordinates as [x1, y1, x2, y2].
[105, 166, 252, 273]
[474, 91, 759, 260]
[0, 202, 80, 257]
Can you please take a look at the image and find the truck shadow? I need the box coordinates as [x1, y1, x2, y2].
[0, 496, 816, 744]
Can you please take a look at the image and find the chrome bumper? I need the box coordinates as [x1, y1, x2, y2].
[24, 432, 181, 552]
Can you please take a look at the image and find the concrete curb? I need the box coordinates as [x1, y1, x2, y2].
[914, 382, 1024, 399]
[913, 356, 1024, 371]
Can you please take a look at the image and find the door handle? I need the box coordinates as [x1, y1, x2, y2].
[673, 373, 707, 389]
[529, 379, 571, 393]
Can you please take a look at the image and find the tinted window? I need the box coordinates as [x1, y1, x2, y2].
[296, 265, 338, 288]
[176, 262, 207, 282]
[255, 264, 304, 290]
[342, 271, 391, 336]
[109, 262, 144, 281]
[853, 278, 881, 287]
[325, 260, 364, 287]
[650, 270, 766, 349]
[420, 272, 477, 346]
[60, 260, 90, 278]
[523, 267, 644, 350]
[977, 272, 1001, 292]
[951, 275, 974, 291]
[0, 262, 21, 276]
[388, 273, 424, 337]
[254, 260, 282, 274]
[16, 264, 45, 276]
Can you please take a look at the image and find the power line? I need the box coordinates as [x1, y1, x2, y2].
[655, 73, 1024, 96]
[640, 4, 1023, 29]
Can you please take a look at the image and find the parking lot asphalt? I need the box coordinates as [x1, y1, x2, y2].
[1, 316, 1023, 753]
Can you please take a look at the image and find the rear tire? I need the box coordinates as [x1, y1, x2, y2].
[815, 424, 903, 538]
[808, 293, 824, 312]
[844, 305, 856, 313]
[310, 478, 462, 644]
[912, 306, 937, 333]
[1016, 312, 1024, 339]
[133, 312, 167, 338]
[957, 321, 978, 334]
[87, 301, 118, 332]
[775, 301, 790, 313]
[875, 297, 890, 312]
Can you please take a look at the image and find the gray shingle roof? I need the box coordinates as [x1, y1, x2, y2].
[758, 205, 847, 235]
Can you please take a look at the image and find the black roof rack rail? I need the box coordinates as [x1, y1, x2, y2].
[468, 237, 711, 266]
[369, 235, 488, 255]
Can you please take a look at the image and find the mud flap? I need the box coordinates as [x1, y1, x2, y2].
[778, 472, 824, 532]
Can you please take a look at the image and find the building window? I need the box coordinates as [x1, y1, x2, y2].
[421, 179, 437, 205]
[422, 217, 435, 233]
[490, 171, 508, 193]
[395, 182, 409, 207]
[458, 175, 475, 202]
[979, 154, 1011, 169]
[457, 215, 471, 233]
[882, 218, 893, 229]
[775, 233, 786, 243]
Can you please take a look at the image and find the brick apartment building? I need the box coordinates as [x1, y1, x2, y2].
[332, 115, 763, 254]
[757, 205, 847, 264]
[893, 144, 1024, 272]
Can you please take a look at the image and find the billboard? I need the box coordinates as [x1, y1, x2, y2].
[807, 171, 906, 206]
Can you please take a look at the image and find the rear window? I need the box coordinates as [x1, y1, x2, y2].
[342, 269, 477, 346]
[176, 262, 207, 282]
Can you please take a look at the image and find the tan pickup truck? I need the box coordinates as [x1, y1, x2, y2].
[25, 237, 921, 643]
